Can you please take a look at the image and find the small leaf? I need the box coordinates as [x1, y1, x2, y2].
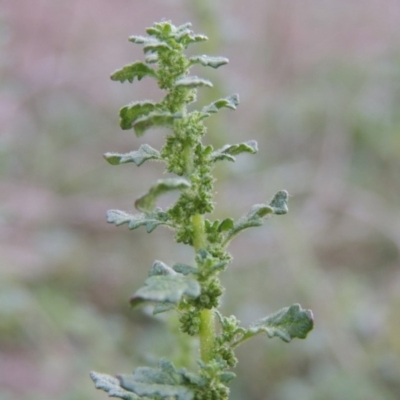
[146, 21, 173, 38]
[118, 360, 195, 400]
[219, 371, 236, 384]
[201, 94, 240, 117]
[269, 190, 289, 215]
[90, 371, 139, 400]
[119, 101, 157, 130]
[209, 261, 229, 274]
[128, 36, 172, 53]
[130, 275, 201, 307]
[172, 263, 199, 275]
[175, 76, 213, 88]
[249, 304, 314, 343]
[111, 62, 157, 83]
[189, 55, 229, 69]
[149, 260, 176, 276]
[225, 204, 274, 242]
[133, 111, 182, 137]
[224, 190, 289, 244]
[106, 208, 170, 233]
[218, 218, 234, 232]
[211, 140, 258, 162]
[104, 144, 161, 166]
[135, 178, 191, 212]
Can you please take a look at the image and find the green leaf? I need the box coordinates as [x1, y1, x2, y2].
[130, 274, 201, 307]
[90, 371, 139, 400]
[201, 94, 239, 117]
[119, 101, 157, 130]
[211, 140, 258, 162]
[224, 190, 289, 243]
[189, 55, 229, 69]
[133, 111, 182, 137]
[128, 36, 172, 53]
[135, 178, 191, 212]
[110, 62, 157, 83]
[118, 359, 196, 400]
[220, 371, 236, 384]
[104, 144, 161, 166]
[225, 204, 274, 242]
[249, 304, 314, 343]
[218, 218, 234, 232]
[269, 190, 289, 215]
[149, 260, 176, 276]
[106, 208, 170, 233]
[175, 30, 208, 46]
[172, 263, 198, 275]
[175, 76, 213, 88]
[146, 21, 173, 38]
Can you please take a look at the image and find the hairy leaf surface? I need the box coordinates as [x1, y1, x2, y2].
[90, 372, 139, 400]
[111, 62, 157, 83]
[189, 55, 229, 69]
[249, 304, 314, 342]
[119, 101, 157, 130]
[118, 359, 197, 400]
[133, 111, 182, 136]
[201, 94, 239, 118]
[104, 144, 161, 166]
[175, 76, 213, 88]
[135, 178, 191, 212]
[211, 140, 258, 162]
[106, 208, 170, 233]
[130, 274, 201, 308]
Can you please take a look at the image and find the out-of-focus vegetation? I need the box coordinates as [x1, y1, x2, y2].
[1, 1, 400, 399]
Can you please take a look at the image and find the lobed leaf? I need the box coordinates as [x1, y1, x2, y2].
[119, 101, 157, 130]
[106, 208, 170, 233]
[201, 94, 239, 117]
[110, 62, 157, 84]
[211, 140, 258, 163]
[104, 144, 161, 166]
[118, 359, 197, 400]
[175, 31, 208, 46]
[225, 204, 274, 242]
[128, 36, 172, 53]
[133, 111, 182, 137]
[90, 371, 139, 400]
[175, 76, 213, 88]
[249, 304, 314, 343]
[130, 274, 201, 308]
[135, 178, 191, 212]
[189, 55, 229, 69]
[224, 190, 289, 243]
[146, 21, 173, 38]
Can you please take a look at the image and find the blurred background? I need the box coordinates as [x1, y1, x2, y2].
[1, 1, 400, 399]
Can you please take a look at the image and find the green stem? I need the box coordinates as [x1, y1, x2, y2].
[192, 214, 206, 250]
[199, 309, 215, 363]
[192, 213, 215, 363]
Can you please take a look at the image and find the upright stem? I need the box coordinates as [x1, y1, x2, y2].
[192, 213, 215, 363]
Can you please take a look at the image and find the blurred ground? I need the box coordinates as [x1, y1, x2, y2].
[1, 1, 400, 399]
